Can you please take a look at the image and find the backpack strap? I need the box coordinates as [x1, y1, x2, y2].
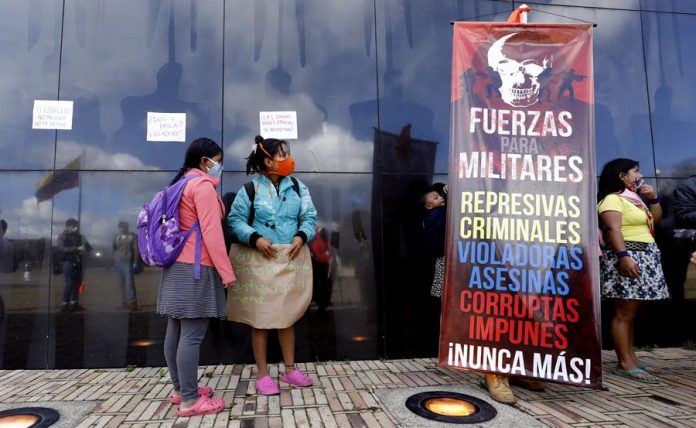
[182, 176, 203, 280]
[290, 177, 301, 228]
[192, 221, 202, 280]
[244, 182, 256, 226]
[290, 176, 300, 196]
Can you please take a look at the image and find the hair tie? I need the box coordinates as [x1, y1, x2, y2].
[257, 142, 273, 158]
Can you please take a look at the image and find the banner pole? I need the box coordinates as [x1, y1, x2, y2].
[520, 4, 529, 23]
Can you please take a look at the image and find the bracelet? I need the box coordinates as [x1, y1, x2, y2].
[648, 197, 660, 204]
[615, 250, 629, 258]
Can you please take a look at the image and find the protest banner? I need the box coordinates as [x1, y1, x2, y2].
[439, 21, 602, 388]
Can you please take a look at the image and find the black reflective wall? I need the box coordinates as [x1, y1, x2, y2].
[1, 0, 695, 368]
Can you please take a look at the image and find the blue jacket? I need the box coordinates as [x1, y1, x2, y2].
[227, 175, 317, 246]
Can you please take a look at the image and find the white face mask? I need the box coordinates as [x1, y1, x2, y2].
[205, 158, 223, 178]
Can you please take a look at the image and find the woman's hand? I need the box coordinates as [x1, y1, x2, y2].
[287, 236, 304, 260]
[255, 237, 277, 259]
[223, 281, 235, 289]
[619, 256, 641, 278]
[639, 183, 657, 200]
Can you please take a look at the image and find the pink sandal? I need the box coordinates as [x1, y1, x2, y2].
[170, 386, 213, 405]
[255, 375, 280, 395]
[176, 395, 225, 417]
[279, 369, 313, 387]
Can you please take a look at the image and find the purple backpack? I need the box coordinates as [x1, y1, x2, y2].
[137, 175, 203, 279]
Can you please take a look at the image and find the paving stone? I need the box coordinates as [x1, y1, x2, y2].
[293, 408, 311, 428]
[268, 416, 283, 428]
[305, 407, 323, 427]
[268, 394, 281, 415]
[0, 349, 694, 427]
[314, 387, 329, 406]
[318, 405, 338, 428]
[372, 411, 397, 428]
[290, 388, 304, 406]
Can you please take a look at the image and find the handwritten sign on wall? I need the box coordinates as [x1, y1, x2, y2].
[32, 100, 73, 130]
[259, 111, 298, 140]
[147, 112, 186, 142]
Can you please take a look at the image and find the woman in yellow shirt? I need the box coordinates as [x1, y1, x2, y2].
[598, 158, 668, 384]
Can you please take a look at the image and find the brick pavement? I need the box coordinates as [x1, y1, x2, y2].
[0, 348, 695, 427]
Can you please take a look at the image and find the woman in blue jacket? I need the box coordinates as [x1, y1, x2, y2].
[228, 135, 317, 395]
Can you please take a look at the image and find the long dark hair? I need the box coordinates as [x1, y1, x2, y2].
[597, 158, 639, 203]
[171, 137, 223, 184]
[245, 135, 289, 175]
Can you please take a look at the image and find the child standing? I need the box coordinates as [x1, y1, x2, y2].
[228, 135, 317, 396]
[157, 137, 234, 417]
[422, 183, 447, 297]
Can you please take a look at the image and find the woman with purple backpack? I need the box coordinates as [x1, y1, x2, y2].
[156, 137, 235, 416]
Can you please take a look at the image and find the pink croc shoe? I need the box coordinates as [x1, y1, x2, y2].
[176, 396, 225, 417]
[170, 386, 213, 405]
[279, 369, 313, 387]
[255, 375, 280, 395]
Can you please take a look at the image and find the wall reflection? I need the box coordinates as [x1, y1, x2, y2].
[1, 1, 696, 368]
[0, 173, 52, 369]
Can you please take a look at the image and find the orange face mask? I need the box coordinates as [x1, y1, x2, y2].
[270, 155, 295, 177]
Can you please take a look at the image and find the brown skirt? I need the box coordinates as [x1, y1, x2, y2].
[227, 244, 313, 329]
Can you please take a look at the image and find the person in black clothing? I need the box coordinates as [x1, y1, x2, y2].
[58, 218, 91, 312]
[0, 219, 16, 274]
[310, 226, 333, 311]
[673, 175, 696, 228]
[672, 176, 696, 296]
[421, 183, 447, 297]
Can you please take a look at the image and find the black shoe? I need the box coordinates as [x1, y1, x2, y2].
[60, 303, 70, 313]
[69, 303, 84, 312]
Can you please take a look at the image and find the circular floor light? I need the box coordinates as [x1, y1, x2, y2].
[0, 408, 59, 428]
[405, 391, 497, 424]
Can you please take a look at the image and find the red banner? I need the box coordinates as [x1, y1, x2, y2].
[439, 22, 602, 388]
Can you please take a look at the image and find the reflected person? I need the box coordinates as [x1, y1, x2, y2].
[310, 226, 332, 311]
[0, 219, 16, 274]
[58, 218, 91, 312]
[113, 220, 138, 311]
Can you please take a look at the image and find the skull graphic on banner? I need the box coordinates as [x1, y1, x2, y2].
[487, 32, 552, 107]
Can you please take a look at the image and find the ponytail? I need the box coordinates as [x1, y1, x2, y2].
[170, 165, 189, 185]
[245, 135, 289, 175]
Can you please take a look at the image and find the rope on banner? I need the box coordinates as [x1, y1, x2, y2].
[450, 11, 515, 24]
[531, 8, 598, 27]
[450, 4, 598, 27]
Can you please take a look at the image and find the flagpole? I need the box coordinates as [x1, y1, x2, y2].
[520, 4, 529, 24]
[77, 150, 85, 225]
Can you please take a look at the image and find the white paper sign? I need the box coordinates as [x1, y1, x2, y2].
[147, 112, 186, 142]
[32, 100, 74, 130]
[259, 111, 298, 140]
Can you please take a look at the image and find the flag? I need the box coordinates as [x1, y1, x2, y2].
[440, 20, 601, 388]
[35, 155, 81, 202]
